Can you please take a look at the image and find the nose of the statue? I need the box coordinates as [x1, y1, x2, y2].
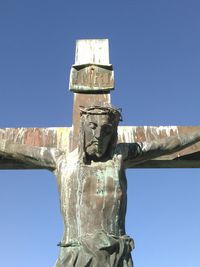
[94, 128, 101, 139]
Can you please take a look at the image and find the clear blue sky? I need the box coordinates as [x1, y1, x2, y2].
[0, 1, 200, 266]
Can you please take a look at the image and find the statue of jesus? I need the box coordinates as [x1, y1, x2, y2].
[0, 105, 200, 267]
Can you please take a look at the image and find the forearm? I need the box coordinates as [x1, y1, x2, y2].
[140, 131, 200, 159]
[0, 140, 58, 169]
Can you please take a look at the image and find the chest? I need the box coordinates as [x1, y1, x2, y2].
[76, 159, 125, 196]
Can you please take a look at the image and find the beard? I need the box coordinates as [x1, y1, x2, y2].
[85, 141, 104, 158]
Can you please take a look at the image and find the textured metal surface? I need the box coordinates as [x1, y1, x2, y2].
[118, 126, 200, 167]
[0, 127, 70, 169]
[69, 64, 114, 92]
[1, 126, 200, 169]
[70, 93, 111, 151]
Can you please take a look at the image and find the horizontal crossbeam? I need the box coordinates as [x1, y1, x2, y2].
[0, 126, 200, 169]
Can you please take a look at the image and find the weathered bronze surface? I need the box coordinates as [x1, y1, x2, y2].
[69, 64, 114, 92]
[1, 39, 200, 266]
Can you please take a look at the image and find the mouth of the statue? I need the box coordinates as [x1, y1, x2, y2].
[86, 140, 101, 147]
[92, 141, 100, 147]
[86, 141, 104, 155]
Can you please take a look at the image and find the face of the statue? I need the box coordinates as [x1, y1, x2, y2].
[83, 114, 115, 160]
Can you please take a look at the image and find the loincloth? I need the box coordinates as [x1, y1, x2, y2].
[55, 231, 134, 267]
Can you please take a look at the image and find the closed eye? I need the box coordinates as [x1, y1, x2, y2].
[89, 122, 97, 129]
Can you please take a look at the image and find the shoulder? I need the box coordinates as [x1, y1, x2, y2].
[115, 143, 142, 161]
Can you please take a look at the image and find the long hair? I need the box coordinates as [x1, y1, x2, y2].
[78, 105, 122, 164]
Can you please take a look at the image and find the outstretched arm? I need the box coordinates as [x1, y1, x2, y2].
[0, 139, 60, 170]
[123, 130, 200, 166]
[140, 131, 200, 159]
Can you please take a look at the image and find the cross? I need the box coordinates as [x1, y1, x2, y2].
[1, 39, 200, 267]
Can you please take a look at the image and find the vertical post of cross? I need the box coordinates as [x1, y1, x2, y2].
[69, 39, 114, 151]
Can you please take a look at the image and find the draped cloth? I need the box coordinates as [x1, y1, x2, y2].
[55, 231, 134, 267]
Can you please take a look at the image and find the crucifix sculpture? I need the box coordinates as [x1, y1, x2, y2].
[1, 39, 200, 267]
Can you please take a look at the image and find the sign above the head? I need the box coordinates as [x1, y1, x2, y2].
[69, 39, 114, 93]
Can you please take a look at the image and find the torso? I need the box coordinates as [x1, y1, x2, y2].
[55, 150, 127, 244]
